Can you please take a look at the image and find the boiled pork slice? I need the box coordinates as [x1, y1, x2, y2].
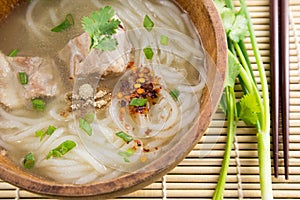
[59, 19, 132, 80]
[0, 52, 60, 109]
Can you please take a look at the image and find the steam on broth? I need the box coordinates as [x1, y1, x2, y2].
[0, 0, 206, 184]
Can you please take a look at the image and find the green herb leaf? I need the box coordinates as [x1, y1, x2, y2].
[238, 93, 260, 126]
[9, 49, 18, 57]
[143, 46, 154, 60]
[116, 131, 133, 143]
[228, 13, 248, 42]
[79, 118, 93, 136]
[214, 0, 226, 13]
[82, 6, 121, 51]
[219, 92, 227, 114]
[160, 35, 169, 46]
[169, 89, 180, 101]
[143, 15, 154, 32]
[221, 8, 235, 33]
[130, 98, 147, 107]
[32, 99, 45, 111]
[23, 152, 35, 169]
[94, 36, 118, 51]
[51, 13, 74, 32]
[225, 51, 241, 87]
[18, 72, 28, 85]
[46, 140, 76, 159]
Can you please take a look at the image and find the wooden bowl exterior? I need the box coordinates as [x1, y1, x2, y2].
[0, 0, 227, 198]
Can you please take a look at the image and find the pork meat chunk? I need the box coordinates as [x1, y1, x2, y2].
[0, 52, 60, 109]
[59, 20, 132, 80]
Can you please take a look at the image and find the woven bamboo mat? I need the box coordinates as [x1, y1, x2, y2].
[1, 0, 300, 199]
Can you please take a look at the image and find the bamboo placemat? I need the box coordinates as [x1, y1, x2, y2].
[1, 0, 300, 199]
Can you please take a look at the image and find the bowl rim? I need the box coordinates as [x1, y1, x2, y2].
[0, 0, 227, 198]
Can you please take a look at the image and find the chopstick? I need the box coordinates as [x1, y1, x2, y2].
[280, 0, 290, 180]
[270, 0, 279, 178]
[270, 0, 290, 180]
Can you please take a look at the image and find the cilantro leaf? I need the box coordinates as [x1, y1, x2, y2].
[130, 98, 147, 107]
[219, 92, 227, 114]
[214, 0, 226, 13]
[238, 93, 260, 126]
[82, 6, 121, 51]
[225, 51, 240, 87]
[221, 8, 235, 33]
[229, 13, 249, 42]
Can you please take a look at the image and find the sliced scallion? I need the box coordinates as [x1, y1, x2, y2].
[160, 35, 169, 46]
[84, 113, 95, 124]
[23, 152, 35, 169]
[118, 148, 135, 163]
[143, 46, 154, 60]
[169, 89, 180, 101]
[45, 125, 57, 135]
[32, 99, 45, 111]
[79, 118, 92, 136]
[8, 49, 18, 57]
[51, 13, 74, 32]
[36, 125, 57, 141]
[143, 15, 154, 32]
[116, 131, 133, 143]
[18, 72, 28, 85]
[46, 140, 76, 159]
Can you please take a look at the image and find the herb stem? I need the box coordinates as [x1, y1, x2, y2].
[213, 87, 237, 200]
[234, 42, 252, 79]
[240, 0, 272, 198]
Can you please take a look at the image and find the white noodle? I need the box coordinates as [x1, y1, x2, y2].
[0, 0, 207, 184]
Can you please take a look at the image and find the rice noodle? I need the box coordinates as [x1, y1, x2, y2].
[0, 0, 208, 184]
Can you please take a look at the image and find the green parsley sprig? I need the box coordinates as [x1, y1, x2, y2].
[213, 0, 273, 199]
[82, 6, 121, 51]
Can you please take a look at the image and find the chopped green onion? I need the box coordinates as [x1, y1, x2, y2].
[23, 152, 35, 169]
[118, 148, 135, 163]
[51, 13, 74, 32]
[45, 125, 56, 135]
[8, 49, 18, 57]
[84, 113, 95, 124]
[18, 72, 28, 85]
[35, 125, 56, 141]
[35, 130, 44, 140]
[46, 140, 76, 159]
[116, 131, 133, 143]
[32, 99, 45, 111]
[79, 118, 92, 136]
[130, 98, 147, 107]
[170, 89, 180, 101]
[118, 149, 135, 157]
[160, 35, 169, 46]
[143, 46, 154, 60]
[143, 15, 154, 32]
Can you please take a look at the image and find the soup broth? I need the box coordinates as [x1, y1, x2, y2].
[0, 0, 206, 184]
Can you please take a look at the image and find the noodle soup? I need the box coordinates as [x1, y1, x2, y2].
[0, 0, 207, 184]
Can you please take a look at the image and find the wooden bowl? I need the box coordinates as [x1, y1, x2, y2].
[0, 0, 227, 198]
